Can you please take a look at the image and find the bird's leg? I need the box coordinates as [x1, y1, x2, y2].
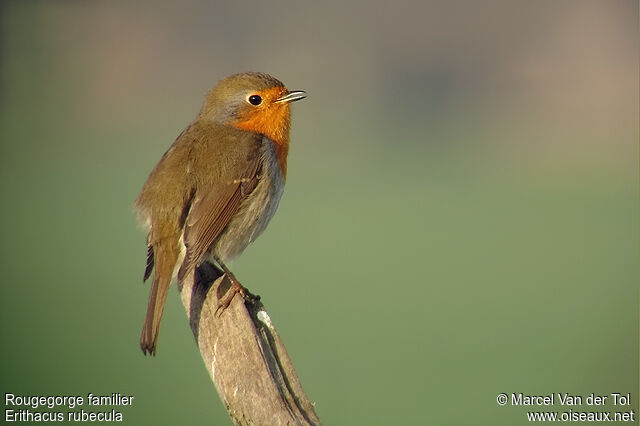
[214, 259, 260, 317]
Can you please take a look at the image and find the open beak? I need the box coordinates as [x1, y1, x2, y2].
[274, 90, 307, 103]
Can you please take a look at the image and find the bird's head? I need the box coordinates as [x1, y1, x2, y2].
[199, 72, 306, 147]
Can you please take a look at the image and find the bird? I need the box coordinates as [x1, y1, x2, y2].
[134, 72, 306, 355]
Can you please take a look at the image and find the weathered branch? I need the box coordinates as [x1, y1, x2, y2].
[178, 262, 321, 426]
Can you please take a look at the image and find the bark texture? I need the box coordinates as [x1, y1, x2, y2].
[179, 262, 321, 426]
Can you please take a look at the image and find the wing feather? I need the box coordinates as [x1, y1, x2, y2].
[177, 158, 260, 281]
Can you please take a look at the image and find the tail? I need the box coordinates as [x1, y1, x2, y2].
[140, 242, 178, 355]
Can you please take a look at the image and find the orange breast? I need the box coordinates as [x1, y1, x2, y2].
[231, 88, 291, 178]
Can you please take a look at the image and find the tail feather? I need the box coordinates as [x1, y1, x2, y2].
[140, 242, 178, 355]
[143, 245, 154, 282]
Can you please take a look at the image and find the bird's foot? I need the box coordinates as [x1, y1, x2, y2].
[215, 277, 244, 317]
[215, 273, 261, 317]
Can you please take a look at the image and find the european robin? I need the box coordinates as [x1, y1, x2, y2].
[135, 72, 306, 355]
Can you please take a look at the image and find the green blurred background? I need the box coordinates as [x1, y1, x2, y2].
[1, 1, 637, 425]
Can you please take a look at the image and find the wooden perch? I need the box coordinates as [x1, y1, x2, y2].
[178, 262, 321, 426]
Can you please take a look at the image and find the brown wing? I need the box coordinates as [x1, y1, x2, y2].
[177, 159, 260, 281]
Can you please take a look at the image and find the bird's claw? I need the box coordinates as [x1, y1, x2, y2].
[215, 278, 245, 317]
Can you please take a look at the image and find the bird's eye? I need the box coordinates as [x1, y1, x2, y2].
[248, 95, 262, 106]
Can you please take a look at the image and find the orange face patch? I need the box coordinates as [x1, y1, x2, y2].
[231, 86, 292, 177]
